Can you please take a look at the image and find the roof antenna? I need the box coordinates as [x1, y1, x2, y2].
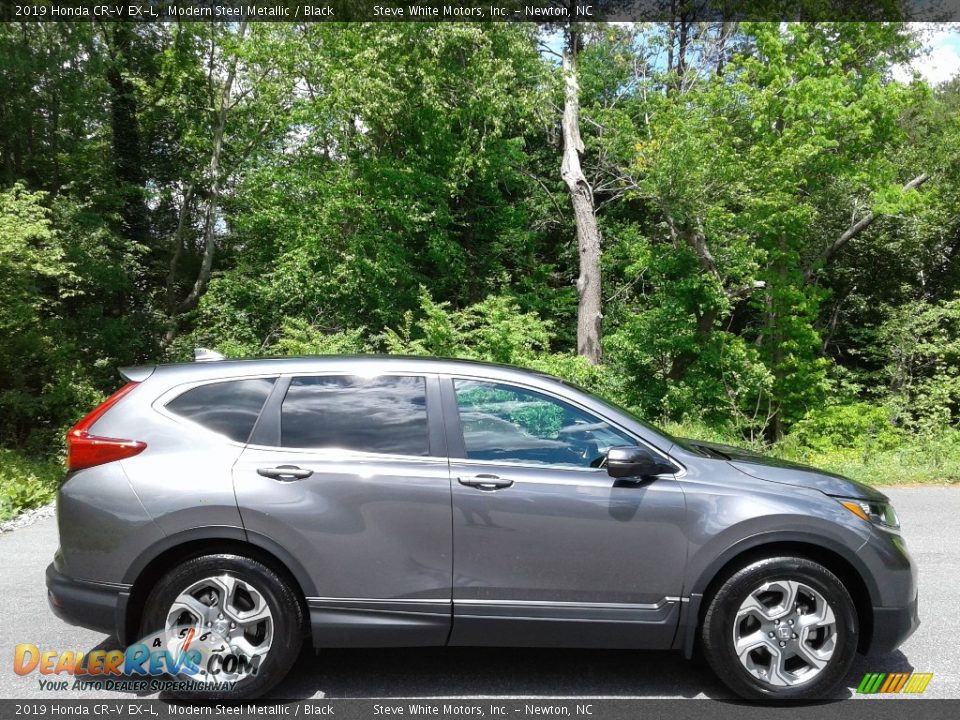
[194, 347, 225, 362]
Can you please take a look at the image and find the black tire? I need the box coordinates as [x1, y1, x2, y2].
[701, 556, 858, 700]
[141, 553, 303, 700]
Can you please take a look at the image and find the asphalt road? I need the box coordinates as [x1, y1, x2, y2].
[1, 487, 957, 701]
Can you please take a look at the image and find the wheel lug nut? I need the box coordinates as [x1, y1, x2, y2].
[230, 622, 236, 628]
[779, 641, 786, 647]
[768, 632, 775, 638]
[792, 633, 798, 639]
[218, 613, 224, 620]
[788, 619, 794, 625]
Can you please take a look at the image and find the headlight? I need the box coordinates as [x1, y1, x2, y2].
[838, 498, 900, 530]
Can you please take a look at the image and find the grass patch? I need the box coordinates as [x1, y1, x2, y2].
[779, 443, 960, 486]
[664, 421, 960, 486]
[0, 448, 63, 522]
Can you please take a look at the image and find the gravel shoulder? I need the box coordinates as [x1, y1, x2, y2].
[0, 502, 55, 534]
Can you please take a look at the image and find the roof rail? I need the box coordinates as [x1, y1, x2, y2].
[194, 347, 226, 362]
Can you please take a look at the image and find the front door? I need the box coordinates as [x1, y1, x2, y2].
[233, 373, 452, 647]
[444, 377, 687, 648]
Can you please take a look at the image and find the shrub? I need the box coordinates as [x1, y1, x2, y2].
[0, 449, 62, 522]
[790, 403, 903, 453]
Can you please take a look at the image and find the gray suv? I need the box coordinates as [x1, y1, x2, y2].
[46, 355, 918, 700]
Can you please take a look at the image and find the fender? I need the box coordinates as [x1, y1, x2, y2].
[684, 515, 881, 604]
[675, 527, 880, 658]
[686, 527, 879, 603]
[122, 524, 318, 598]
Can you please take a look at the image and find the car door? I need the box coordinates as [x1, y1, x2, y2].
[233, 372, 452, 647]
[443, 377, 688, 649]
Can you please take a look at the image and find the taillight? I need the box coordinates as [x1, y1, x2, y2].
[67, 382, 147, 471]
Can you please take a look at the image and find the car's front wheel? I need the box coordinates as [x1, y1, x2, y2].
[701, 556, 858, 700]
[141, 553, 303, 699]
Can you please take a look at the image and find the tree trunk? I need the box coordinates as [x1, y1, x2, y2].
[161, 23, 246, 350]
[106, 24, 150, 247]
[561, 27, 602, 365]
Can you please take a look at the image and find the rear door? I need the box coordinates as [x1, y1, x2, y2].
[444, 377, 688, 649]
[233, 372, 452, 647]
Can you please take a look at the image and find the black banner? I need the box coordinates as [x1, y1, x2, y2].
[2, 0, 960, 23]
[1, 700, 960, 720]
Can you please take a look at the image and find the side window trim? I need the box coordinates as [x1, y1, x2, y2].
[442, 375, 674, 471]
[425, 374, 447, 459]
[439, 376, 467, 460]
[247, 375, 291, 447]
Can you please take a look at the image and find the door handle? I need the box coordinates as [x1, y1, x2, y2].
[257, 465, 313, 480]
[458, 474, 514, 490]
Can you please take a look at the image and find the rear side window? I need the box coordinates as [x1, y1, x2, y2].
[166, 378, 276, 443]
[280, 375, 429, 456]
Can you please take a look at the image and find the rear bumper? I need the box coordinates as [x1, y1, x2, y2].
[867, 592, 920, 655]
[45, 563, 130, 642]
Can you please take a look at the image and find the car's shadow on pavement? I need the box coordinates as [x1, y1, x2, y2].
[272, 645, 915, 702]
[80, 636, 157, 698]
[82, 636, 914, 703]
[272, 646, 728, 700]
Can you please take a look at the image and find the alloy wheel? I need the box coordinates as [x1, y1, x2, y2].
[732, 579, 837, 687]
[165, 574, 274, 684]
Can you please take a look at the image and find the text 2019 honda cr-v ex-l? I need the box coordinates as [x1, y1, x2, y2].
[46, 355, 918, 700]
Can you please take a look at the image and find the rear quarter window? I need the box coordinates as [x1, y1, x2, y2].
[165, 378, 276, 443]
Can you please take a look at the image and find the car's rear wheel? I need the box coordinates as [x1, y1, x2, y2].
[701, 556, 858, 700]
[141, 553, 303, 699]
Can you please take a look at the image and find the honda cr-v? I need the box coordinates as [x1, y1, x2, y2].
[46, 355, 918, 700]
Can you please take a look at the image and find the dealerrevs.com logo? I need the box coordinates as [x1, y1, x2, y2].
[13, 626, 258, 693]
[857, 672, 934, 694]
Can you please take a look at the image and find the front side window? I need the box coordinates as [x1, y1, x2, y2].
[166, 378, 276, 443]
[280, 375, 429, 456]
[453, 380, 635, 468]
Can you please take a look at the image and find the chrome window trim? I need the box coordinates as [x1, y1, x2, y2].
[241, 444, 451, 465]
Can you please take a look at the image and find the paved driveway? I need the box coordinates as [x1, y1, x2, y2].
[1, 487, 956, 700]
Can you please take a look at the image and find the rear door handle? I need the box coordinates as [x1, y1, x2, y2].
[458, 474, 514, 490]
[257, 465, 313, 480]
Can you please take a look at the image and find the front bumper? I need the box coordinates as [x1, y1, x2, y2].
[857, 526, 920, 655]
[45, 563, 130, 642]
[868, 591, 920, 655]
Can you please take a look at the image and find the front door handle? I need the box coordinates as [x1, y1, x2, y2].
[257, 465, 313, 481]
[458, 474, 513, 490]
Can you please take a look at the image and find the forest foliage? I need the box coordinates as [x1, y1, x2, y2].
[1, 20, 959, 505]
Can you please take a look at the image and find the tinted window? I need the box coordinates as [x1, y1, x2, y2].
[281, 375, 429, 456]
[167, 378, 275, 443]
[454, 380, 635, 467]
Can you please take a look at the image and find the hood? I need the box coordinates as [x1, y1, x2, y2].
[681, 439, 888, 502]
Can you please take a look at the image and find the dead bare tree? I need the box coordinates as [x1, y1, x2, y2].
[561, 24, 603, 364]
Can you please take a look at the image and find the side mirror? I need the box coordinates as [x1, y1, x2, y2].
[606, 446, 677, 479]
